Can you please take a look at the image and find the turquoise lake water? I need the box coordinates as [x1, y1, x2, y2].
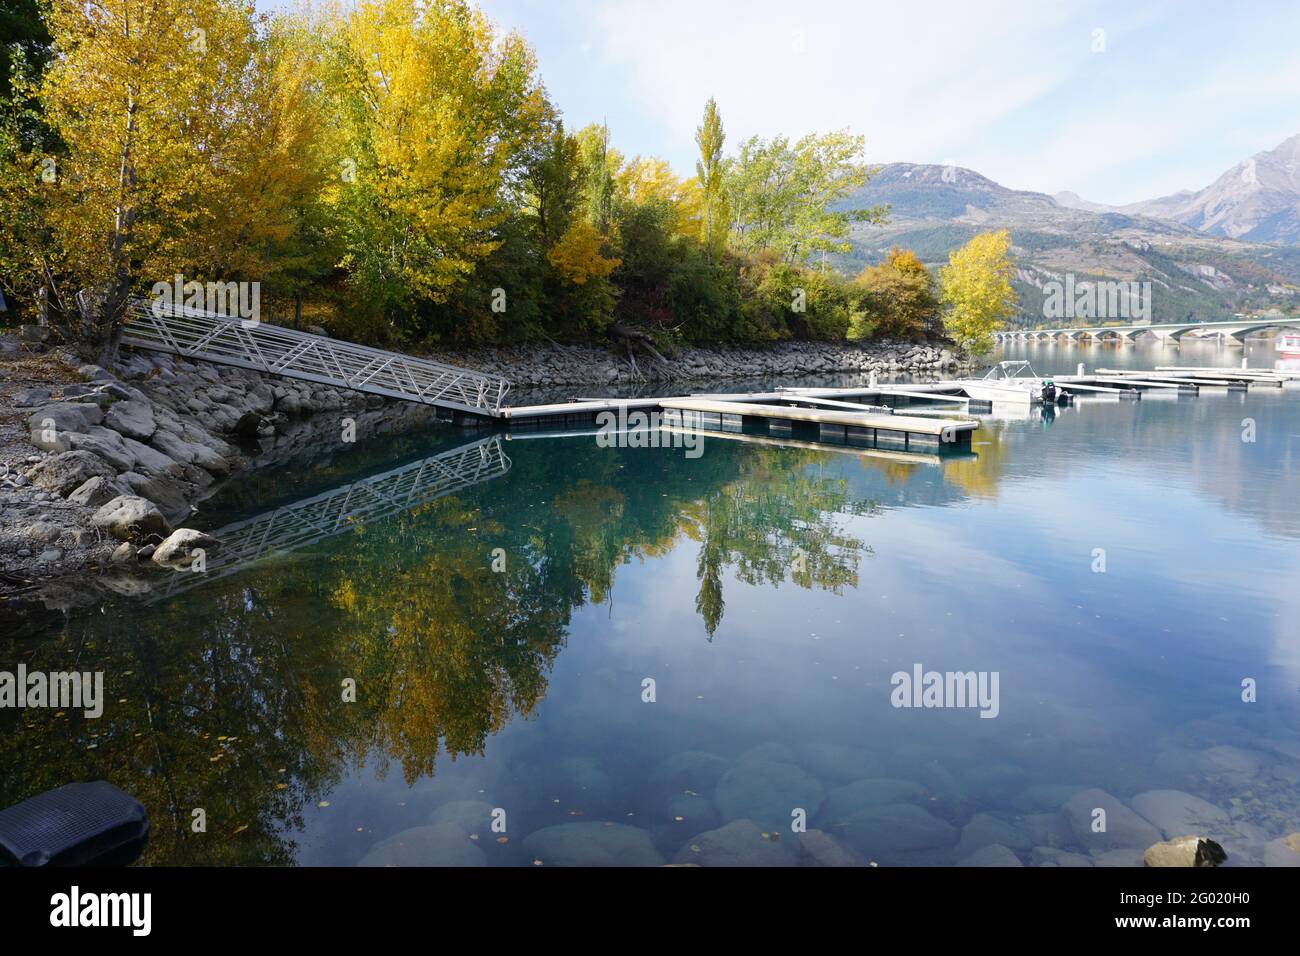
[3, 336, 1299, 866]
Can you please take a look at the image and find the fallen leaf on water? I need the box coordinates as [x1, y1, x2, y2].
[234, 825, 249, 835]
[318, 801, 330, 808]
[532, 859, 543, 866]
[276, 783, 288, 791]
[496, 836, 509, 844]
[469, 833, 479, 841]
[674, 816, 684, 822]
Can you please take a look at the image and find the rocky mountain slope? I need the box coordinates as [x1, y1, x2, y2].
[843, 157, 1300, 327]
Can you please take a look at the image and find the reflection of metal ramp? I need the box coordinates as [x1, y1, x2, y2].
[148, 436, 511, 601]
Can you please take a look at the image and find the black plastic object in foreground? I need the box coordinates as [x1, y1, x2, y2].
[0, 782, 149, 866]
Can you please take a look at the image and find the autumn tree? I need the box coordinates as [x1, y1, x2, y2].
[939, 229, 1018, 354]
[29, 0, 270, 361]
[854, 247, 939, 340]
[694, 97, 725, 255]
[320, 0, 547, 336]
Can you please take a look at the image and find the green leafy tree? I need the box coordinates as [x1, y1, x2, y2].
[723, 130, 885, 264]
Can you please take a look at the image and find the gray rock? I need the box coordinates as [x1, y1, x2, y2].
[28, 402, 104, 442]
[666, 793, 720, 832]
[104, 399, 156, 441]
[672, 819, 798, 866]
[822, 778, 927, 824]
[23, 520, 63, 543]
[152, 528, 218, 566]
[65, 427, 137, 471]
[834, 803, 959, 858]
[150, 430, 231, 476]
[1143, 836, 1226, 867]
[91, 495, 171, 542]
[15, 387, 51, 406]
[120, 471, 191, 519]
[957, 843, 1024, 867]
[67, 475, 130, 508]
[26, 450, 116, 496]
[428, 800, 495, 835]
[36, 548, 64, 563]
[111, 541, 137, 563]
[715, 760, 825, 830]
[523, 822, 664, 867]
[120, 436, 181, 478]
[1063, 788, 1161, 852]
[1262, 833, 1300, 867]
[1022, 811, 1074, 848]
[953, 813, 1033, 858]
[652, 750, 730, 795]
[78, 364, 113, 382]
[357, 823, 485, 867]
[798, 829, 866, 867]
[1130, 790, 1229, 840]
[1030, 846, 1093, 867]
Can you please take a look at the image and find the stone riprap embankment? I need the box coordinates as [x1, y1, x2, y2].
[441, 339, 969, 388]
[0, 337, 437, 605]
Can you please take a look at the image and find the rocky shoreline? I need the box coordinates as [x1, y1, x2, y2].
[0, 334, 968, 606]
[442, 338, 971, 388]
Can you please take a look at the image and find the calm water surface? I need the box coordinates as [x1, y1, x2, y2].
[3, 338, 1298, 866]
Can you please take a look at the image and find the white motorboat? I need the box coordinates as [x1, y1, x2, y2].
[956, 360, 1059, 406]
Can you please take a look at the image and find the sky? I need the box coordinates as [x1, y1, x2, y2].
[257, 0, 1300, 205]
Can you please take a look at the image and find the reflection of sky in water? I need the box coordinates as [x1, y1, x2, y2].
[6, 341, 1300, 867]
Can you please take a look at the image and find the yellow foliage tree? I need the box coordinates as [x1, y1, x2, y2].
[546, 219, 620, 284]
[323, 0, 547, 326]
[35, 0, 266, 360]
[939, 229, 1018, 355]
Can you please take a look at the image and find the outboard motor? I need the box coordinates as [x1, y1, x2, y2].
[0, 782, 149, 866]
[1041, 380, 1057, 405]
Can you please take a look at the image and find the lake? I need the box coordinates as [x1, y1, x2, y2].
[3, 336, 1298, 867]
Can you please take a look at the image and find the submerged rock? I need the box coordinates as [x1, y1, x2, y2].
[956, 843, 1024, 867]
[833, 803, 959, 858]
[523, 822, 664, 867]
[1130, 789, 1228, 839]
[357, 823, 486, 867]
[1062, 788, 1161, 852]
[799, 829, 866, 867]
[953, 813, 1033, 857]
[666, 793, 720, 832]
[673, 820, 798, 867]
[1262, 833, 1300, 867]
[714, 760, 825, 830]
[429, 799, 496, 835]
[1143, 836, 1227, 868]
[652, 750, 730, 796]
[821, 778, 927, 824]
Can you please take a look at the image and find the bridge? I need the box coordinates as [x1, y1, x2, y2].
[115, 296, 511, 417]
[993, 317, 1300, 345]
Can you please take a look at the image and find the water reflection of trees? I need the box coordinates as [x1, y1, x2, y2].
[1, 436, 884, 863]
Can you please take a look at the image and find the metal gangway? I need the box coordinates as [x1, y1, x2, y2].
[148, 435, 511, 601]
[110, 295, 510, 416]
